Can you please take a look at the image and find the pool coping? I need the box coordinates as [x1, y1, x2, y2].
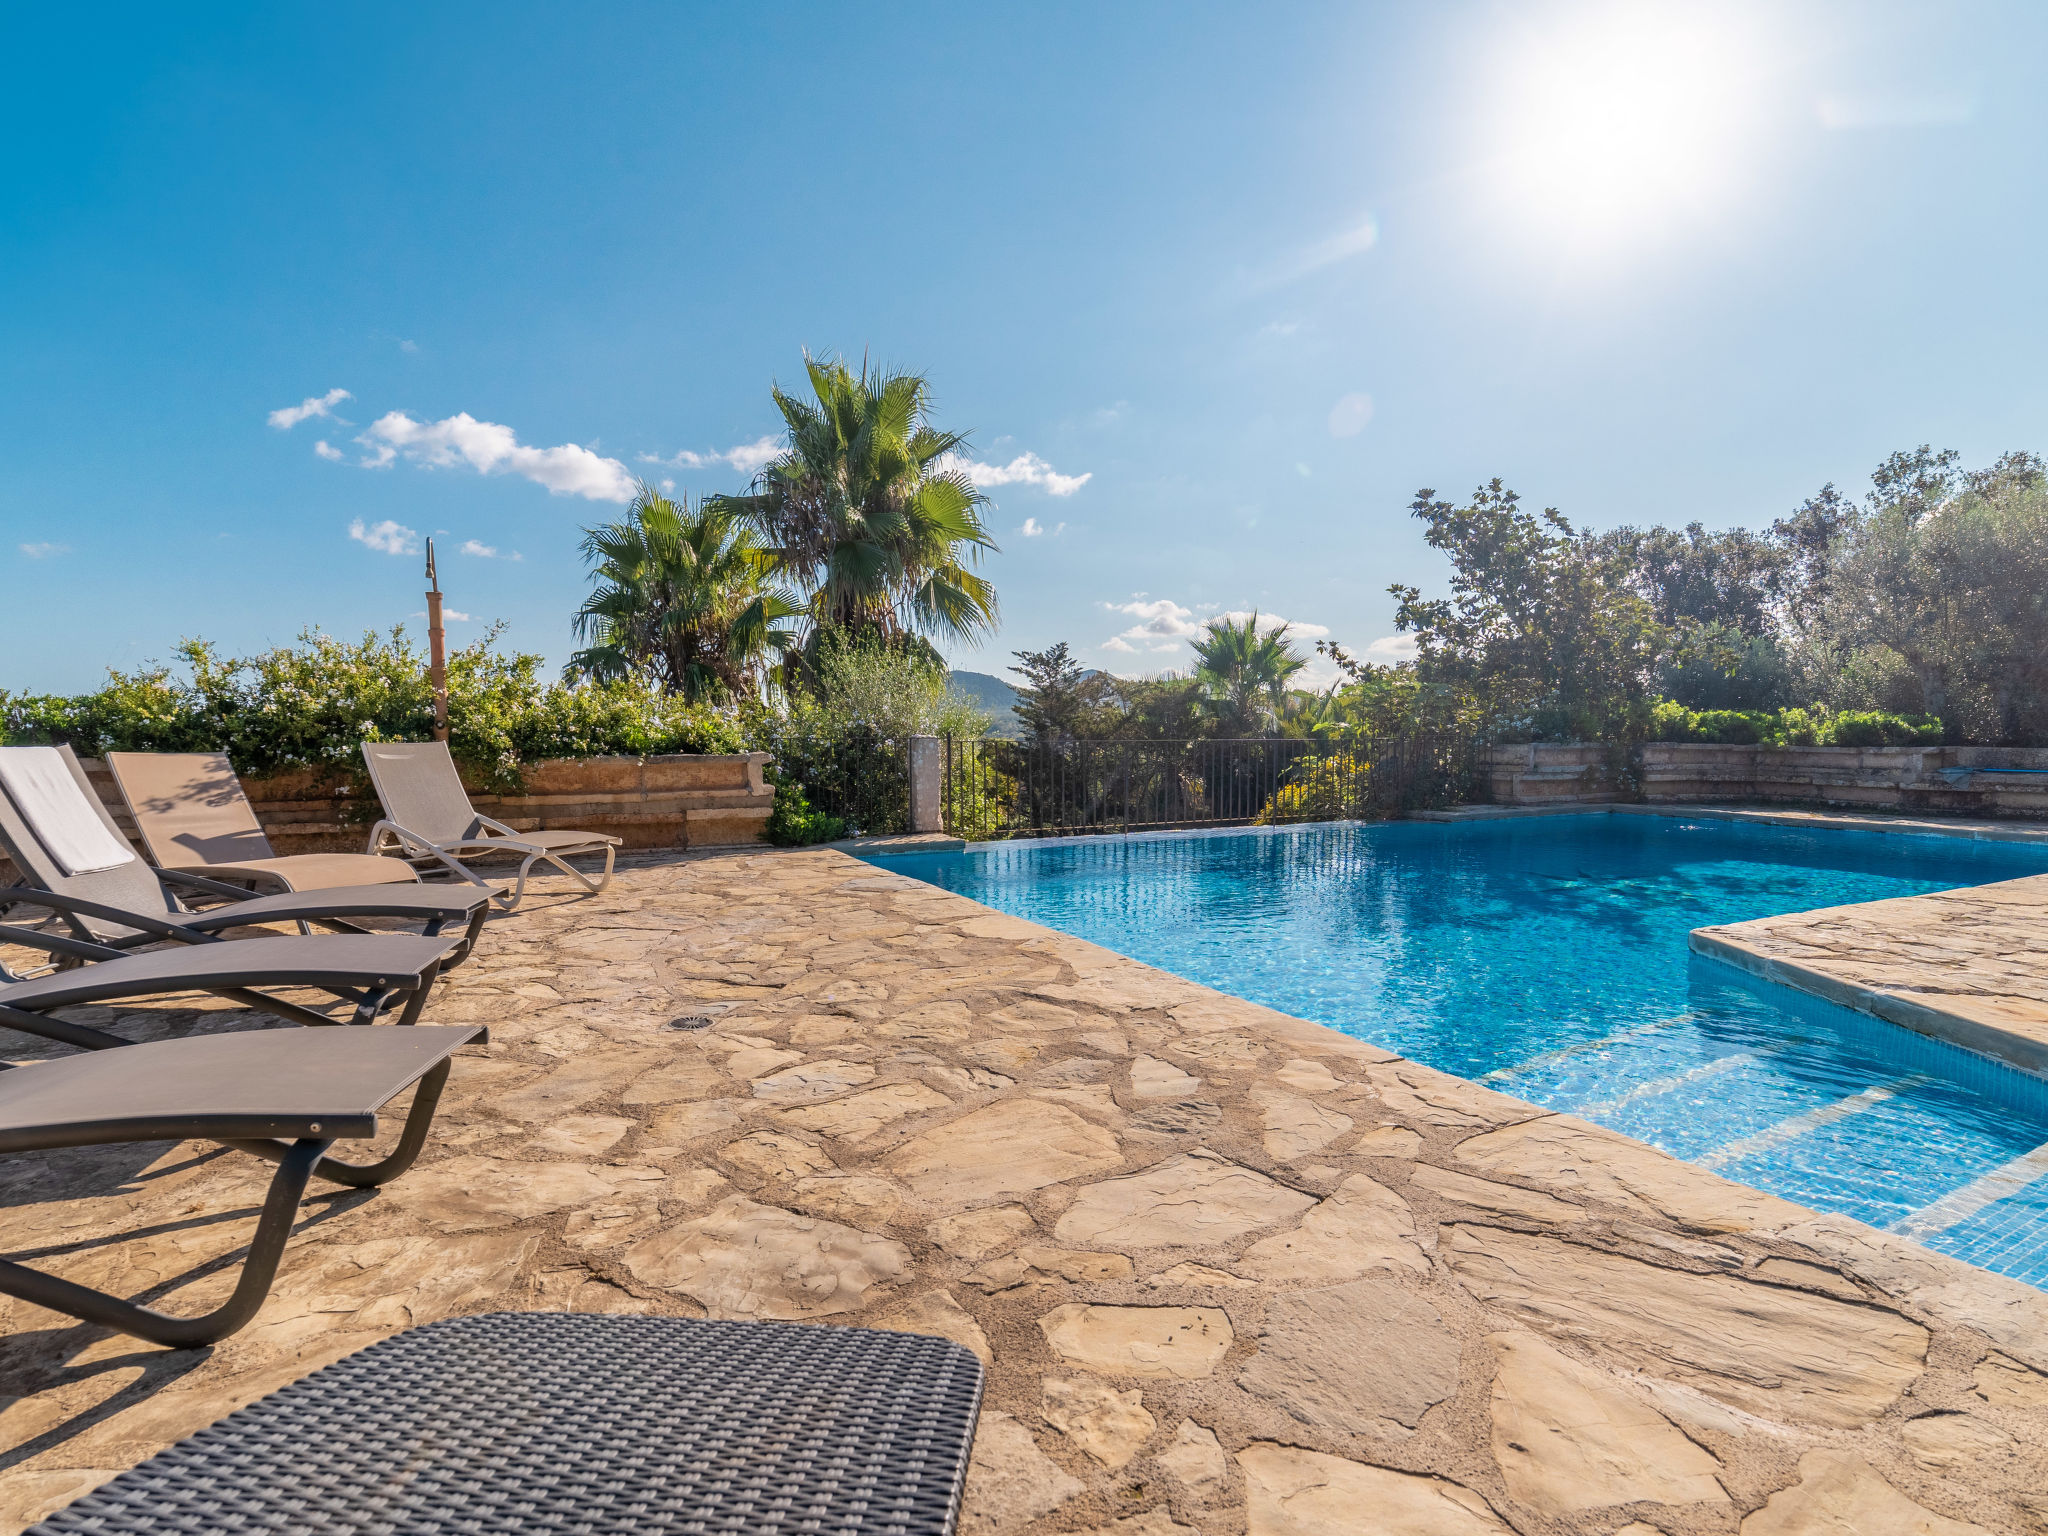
[1688, 922, 2048, 1080]
[1414, 799, 2048, 844]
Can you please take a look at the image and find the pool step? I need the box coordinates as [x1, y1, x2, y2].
[1478, 1013, 1695, 1084]
[1697, 1075, 1929, 1171]
[1893, 1138, 2048, 1241]
[1576, 1050, 1763, 1117]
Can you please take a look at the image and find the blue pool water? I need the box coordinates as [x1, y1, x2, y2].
[872, 815, 2048, 1288]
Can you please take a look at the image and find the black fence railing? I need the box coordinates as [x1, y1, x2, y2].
[940, 732, 1489, 840]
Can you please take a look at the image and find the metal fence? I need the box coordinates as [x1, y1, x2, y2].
[939, 732, 1489, 840]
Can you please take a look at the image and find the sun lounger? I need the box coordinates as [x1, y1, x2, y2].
[104, 750, 421, 893]
[29, 1311, 983, 1527]
[362, 740, 619, 910]
[0, 925, 458, 1051]
[0, 1025, 484, 1345]
[0, 746, 490, 966]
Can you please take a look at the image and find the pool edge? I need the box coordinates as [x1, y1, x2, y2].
[1690, 924, 2048, 1081]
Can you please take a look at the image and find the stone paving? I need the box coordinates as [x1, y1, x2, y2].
[5, 847, 2048, 1534]
[1694, 873, 2048, 1078]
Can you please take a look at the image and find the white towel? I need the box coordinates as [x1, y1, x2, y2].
[0, 747, 138, 876]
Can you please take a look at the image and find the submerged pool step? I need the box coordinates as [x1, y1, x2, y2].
[1574, 1049, 1763, 1118]
[1696, 1074, 1929, 1171]
[1893, 1138, 2048, 1241]
[1478, 1013, 1695, 1084]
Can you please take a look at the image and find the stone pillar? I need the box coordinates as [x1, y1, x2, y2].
[908, 736, 943, 834]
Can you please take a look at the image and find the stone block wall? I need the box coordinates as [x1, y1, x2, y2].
[1486, 741, 2048, 818]
[65, 752, 775, 861]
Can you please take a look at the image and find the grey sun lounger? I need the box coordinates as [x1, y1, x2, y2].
[362, 740, 619, 910]
[30, 1312, 983, 1530]
[0, 926, 459, 1052]
[104, 750, 422, 894]
[0, 1025, 484, 1345]
[0, 746, 490, 968]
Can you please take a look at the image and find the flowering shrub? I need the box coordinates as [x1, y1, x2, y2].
[2, 629, 745, 792]
[1256, 751, 1370, 824]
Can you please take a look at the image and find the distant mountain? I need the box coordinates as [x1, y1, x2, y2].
[948, 669, 1026, 739]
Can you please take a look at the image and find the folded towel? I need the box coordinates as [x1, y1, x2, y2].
[0, 747, 137, 876]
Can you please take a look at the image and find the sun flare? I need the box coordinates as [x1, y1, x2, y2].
[1487, 6, 1760, 241]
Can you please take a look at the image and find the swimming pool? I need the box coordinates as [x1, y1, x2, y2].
[871, 814, 2048, 1289]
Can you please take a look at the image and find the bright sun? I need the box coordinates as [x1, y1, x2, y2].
[1486, 6, 1760, 242]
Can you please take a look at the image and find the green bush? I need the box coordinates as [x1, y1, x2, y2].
[2, 629, 747, 792]
[1827, 710, 1944, 748]
[752, 635, 990, 837]
[1645, 699, 1942, 748]
[763, 775, 846, 846]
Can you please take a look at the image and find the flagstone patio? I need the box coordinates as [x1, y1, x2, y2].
[5, 846, 2048, 1534]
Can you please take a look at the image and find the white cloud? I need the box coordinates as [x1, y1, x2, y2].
[1258, 319, 1302, 338]
[313, 439, 343, 461]
[1328, 392, 1374, 438]
[949, 451, 1091, 497]
[446, 609, 472, 621]
[1019, 517, 1067, 538]
[1817, 91, 1975, 130]
[1100, 596, 1204, 654]
[268, 388, 352, 430]
[1217, 609, 1331, 640]
[349, 518, 420, 555]
[1296, 462, 1312, 478]
[460, 539, 497, 557]
[400, 339, 420, 355]
[1100, 596, 1335, 659]
[358, 411, 634, 501]
[640, 435, 784, 476]
[1364, 633, 1420, 663]
[18, 541, 69, 559]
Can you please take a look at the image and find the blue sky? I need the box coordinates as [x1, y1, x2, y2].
[5, 1, 2043, 694]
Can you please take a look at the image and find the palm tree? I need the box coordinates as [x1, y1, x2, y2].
[568, 482, 799, 702]
[706, 355, 999, 657]
[1192, 612, 1308, 735]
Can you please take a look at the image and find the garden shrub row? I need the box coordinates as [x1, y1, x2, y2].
[1646, 700, 1943, 748]
[0, 631, 748, 793]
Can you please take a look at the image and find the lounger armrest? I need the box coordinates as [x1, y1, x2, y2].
[0, 921, 127, 964]
[158, 868, 279, 904]
[367, 819, 441, 860]
[473, 814, 525, 839]
[0, 889, 212, 945]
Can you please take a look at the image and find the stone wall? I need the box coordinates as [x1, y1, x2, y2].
[1486, 741, 2048, 817]
[69, 752, 775, 859]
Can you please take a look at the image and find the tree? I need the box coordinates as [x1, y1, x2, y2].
[1191, 613, 1307, 735]
[1769, 482, 1859, 618]
[567, 483, 798, 702]
[1008, 642, 1120, 741]
[708, 355, 999, 660]
[1592, 522, 1787, 635]
[1813, 457, 2048, 738]
[1391, 480, 1663, 739]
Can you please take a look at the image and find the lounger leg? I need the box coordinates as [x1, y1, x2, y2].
[532, 843, 617, 899]
[0, 1136, 334, 1348]
[439, 900, 489, 968]
[558, 842, 615, 895]
[0, 1003, 130, 1052]
[224, 1060, 453, 1189]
